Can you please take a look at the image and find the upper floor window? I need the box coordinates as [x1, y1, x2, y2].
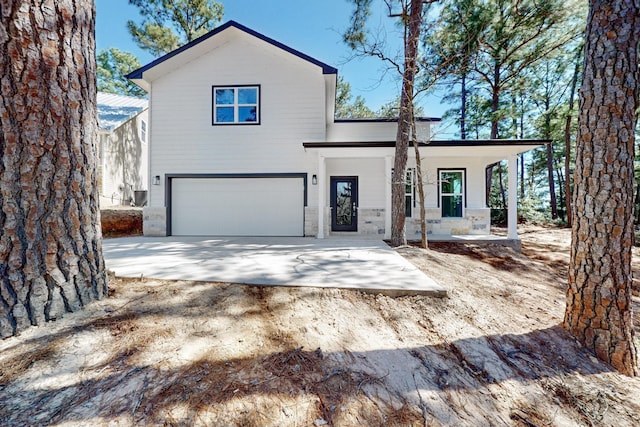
[212, 85, 260, 125]
[439, 169, 465, 217]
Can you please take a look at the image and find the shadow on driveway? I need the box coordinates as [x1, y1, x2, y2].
[102, 236, 447, 297]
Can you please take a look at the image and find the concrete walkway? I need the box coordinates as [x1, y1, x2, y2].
[102, 237, 447, 297]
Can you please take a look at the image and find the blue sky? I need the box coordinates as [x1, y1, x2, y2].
[95, 0, 450, 120]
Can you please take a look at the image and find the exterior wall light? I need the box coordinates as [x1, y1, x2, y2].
[153, 175, 161, 185]
[312, 174, 317, 185]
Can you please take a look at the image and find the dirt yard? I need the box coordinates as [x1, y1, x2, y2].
[1, 226, 639, 426]
[100, 208, 143, 238]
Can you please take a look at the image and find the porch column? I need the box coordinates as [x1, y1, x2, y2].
[508, 154, 518, 240]
[317, 155, 326, 238]
[384, 155, 392, 239]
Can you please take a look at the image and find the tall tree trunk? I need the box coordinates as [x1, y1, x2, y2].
[544, 93, 558, 220]
[519, 153, 525, 199]
[485, 70, 501, 207]
[541, 62, 559, 220]
[546, 140, 558, 219]
[553, 158, 567, 221]
[460, 72, 467, 140]
[564, 0, 639, 376]
[564, 44, 583, 227]
[490, 71, 500, 139]
[390, 0, 424, 246]
[554, 157, 565, 221]
[498, 162, 507, 223]
[0, 0, 107, 338]
[411, 114, 427, 249]
[635, 181, 640, 225]
[519, 100, 525, 199]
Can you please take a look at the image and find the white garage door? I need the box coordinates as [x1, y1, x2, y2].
[171, 177, 304, 236]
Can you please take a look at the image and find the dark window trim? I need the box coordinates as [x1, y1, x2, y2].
[406, 168, 415, 217]
[391, 167, 416, 217]
[437, 168, 467, 213]
[165, 173, 307, 236]
[212, 84, 261, 126]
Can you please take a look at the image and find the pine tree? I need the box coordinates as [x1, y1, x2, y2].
[0, 0, 108, 337]
[128, 0, 224, 56]
[564, 0, 639, 376]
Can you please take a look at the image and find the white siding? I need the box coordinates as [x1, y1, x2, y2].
[321, 156, 488, 212]
[409, 156, 489, 209]
[325, 158, 386, 208]
[326, 121, 431, 142]
[100, 109, 149, 207]
[147, 34, 327, 209]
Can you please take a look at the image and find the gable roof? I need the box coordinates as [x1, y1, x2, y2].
[97, 92, 148, 131]
[126, 20, 338, 86]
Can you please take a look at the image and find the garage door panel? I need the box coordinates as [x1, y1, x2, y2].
[171, 178, 304, 236]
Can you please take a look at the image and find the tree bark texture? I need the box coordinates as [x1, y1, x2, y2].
[410, 113, 427, 248]
[460, 73, 467, 140]
[390, 0, 424, 246]
[564, 0, 639, 376]
[0, 0, 107, 338]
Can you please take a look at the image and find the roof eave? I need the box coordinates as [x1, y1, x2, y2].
[303, 139, 550, 148]
[333, 117, 442, 123]
[125, 20, 337, 85]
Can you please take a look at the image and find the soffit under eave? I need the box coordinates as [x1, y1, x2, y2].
[305, 143, 543, 158]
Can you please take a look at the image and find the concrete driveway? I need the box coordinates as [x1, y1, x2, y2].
[102, 237, 446, 297]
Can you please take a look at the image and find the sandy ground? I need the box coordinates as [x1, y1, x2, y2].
[1, 225, 639, 426]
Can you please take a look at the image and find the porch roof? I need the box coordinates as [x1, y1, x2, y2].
[302, 139, 548, 163]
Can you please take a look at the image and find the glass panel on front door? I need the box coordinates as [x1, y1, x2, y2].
[336, 181, 352, 225]
[330, 177, 358, 232]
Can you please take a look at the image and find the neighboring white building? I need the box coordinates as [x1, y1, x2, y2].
[128, 21, 543, 240]
[97, 92, 149, 207]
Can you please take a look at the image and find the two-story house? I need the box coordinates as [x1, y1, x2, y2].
[127, 21, 543, 240]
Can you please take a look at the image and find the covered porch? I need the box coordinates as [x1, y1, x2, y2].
[303, 139, 547, 243]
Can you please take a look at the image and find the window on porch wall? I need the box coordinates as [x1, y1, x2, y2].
[439, 170, 465, 218]
[405, 169, 414, 218]
[393, 168, 415, 218]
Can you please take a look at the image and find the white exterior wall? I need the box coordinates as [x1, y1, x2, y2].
[410, 156, 488, 209]
[405, 155, 491, 236]
[325, 158, 386, 208]
[318, 154, 489, 213]
[320, 155, 492, 237]
[99, 109, 149, 207]
[147, 34, 327, 211]
[326, 121, 430, 142]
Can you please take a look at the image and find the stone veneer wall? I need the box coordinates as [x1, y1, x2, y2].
[357, 208, 386, 236]
[143, 207, 167, 236]
[143, 205, 490, 238]
[304, 206, 318, 237]
[405, 207, 491, 238]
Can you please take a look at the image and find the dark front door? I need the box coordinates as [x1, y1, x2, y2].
[330, 176, 358, 232]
